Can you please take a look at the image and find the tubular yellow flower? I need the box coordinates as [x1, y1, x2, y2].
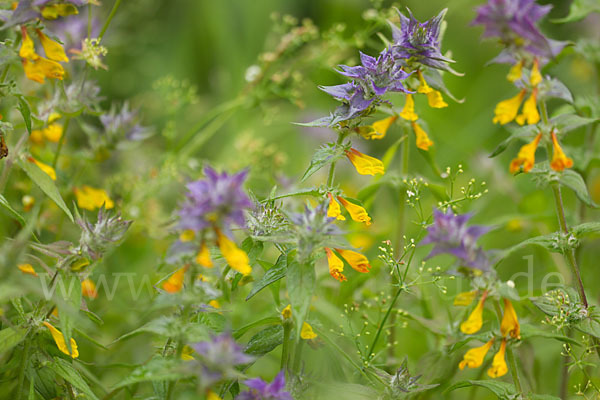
[18, 263, 37, 276]
[335, 248, 371, 273]
[493, 90, 526, 125]
[500, 299, 521, 339]
[19, 28, 38, 60]
[301, 322, 317, 339]
[36, 57, 65, 80]
[196, 242, 213, 268]
[181, 345, 195, 361]
[37, 30, 69, 62]
[208, 299, 221, 309]
[454, 290, 478, 306]
[411, 122, 433, 151]
[162, 266, 187, 293]
[515, 89, 540, 125]
[206, 390, 223, 400]
[459, 338, 494, 370]
[29, 157, 57, 180]
[427, 90, 448, 108]
[22, 58, 45, 83]
[281, 304, 292, 320]
[487, 339, 508, 378]
[345, 148, 385, 176]
[399, 94, 419, 121]
[370, 115, 398, 139]
[417, 71, 433, 94]
[509, 132, 542, 174]
[43, 123, 63, 142]
[42, 321, 79, 358]
[179, 229, 195, 242]
[30, 129, 45, 144]
[327, 193, 345, 221]
[74, 185, 114, 210]
[325, 247, 346, 282]
[530, 58, 542, 87]
[550, 131, 573, 172]
[337, 197, 371, 226]
[216, 230, 252, 275]
[507, 60, 523, 82]
[81, 279, 98, 299]
[460, 291, 487, 334]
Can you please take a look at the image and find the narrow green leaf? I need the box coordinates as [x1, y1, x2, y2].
[246, 254, 287, 301]
[445, 380, 517, 399]
[301, 143, 346, 182]
[233, 317, 281, 340]
[0, 193, 26, 226]
[112, 357, 190, 389]
[0, 327, 27, 354]
[48, 358, 99, 400]
[553, 0, 600, 23]
[243, 325, 284, 357]
[559, 169, 598, 208]
[17, 95, 32, 134]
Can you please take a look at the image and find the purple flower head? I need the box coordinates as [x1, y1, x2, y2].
[421, 208, 491, 270]
[472, 0, 567, 61]
[100, 102, 153, 142]
[237, 371, 293, 400]
[389, 8, 456, 72]
[192, 333, 254, 366]
[178, 166, 253, 233]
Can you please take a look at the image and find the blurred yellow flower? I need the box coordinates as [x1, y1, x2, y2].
[325, 247, 346, 282]
[81, 279, 97, 299]
[301, 322, 317, 339]
[37, 30, 69, 62]
[216, 230, 251, 275]
[281, 304, 292, 320]
[162, 266, 187, 293]
[427, 90, 448, 108]
[179, 229, 195, 242]
[507, 60, 523, 82]
[196, 242, 213, 268]
[18, 263, 37, 276]
[400, 94, 418, 121]
[74, 185, 114, 210]
[515, 89, 539, 125]
[29, 157, 56, 180]
[43, 321, 79, 358]
[181, 345, 195, 361]
[453, 290, 478, 306]
[530, 59, 542, 87]
[335, 248, 371, 273]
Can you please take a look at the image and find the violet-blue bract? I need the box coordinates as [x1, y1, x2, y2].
[237, 371, 293, 400]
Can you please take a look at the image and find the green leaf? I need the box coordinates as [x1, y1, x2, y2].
[0, 193, 26, 226]
[498, 232, 561, 260]
[572, 222, 600, 237]
[112, 357, 190, 389]
[553, 114, 598, 135]
[17, 95, 32, 135]
[528, 395, 563, 400]
[57, 273, 82, 356]
[17, 158, 74, 222]
[301, 143, 347, 182]
[559, 169, 598, 208]
[243, 325, 284, 357]
[490, 125, 537, 158]
[445, 380, 517, 399]
[553, 0, 600, 23]
[246, 254, 287, 301]
[0, 327, 27, 354]
[111, 316, 206, 343]
[48, 357, 99, 400]
[287, 259, 316, 340]
[520, 324, 580, 345]
[233, 317, 281, 340]
[575, 318, 600, 339]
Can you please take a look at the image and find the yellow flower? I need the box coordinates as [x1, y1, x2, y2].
[43, 123, 63, 142]
[281, 304, 292, 319]
[37, 30, 69, 63]
[41, 3, 79, 19]
[216, 230, 251, 275]
[301, 322, 317, 339]
[530, 58, 542, 87]
[162, 266, 188, 293]
[179, 229, 195, 242]
[370, 115, 398, 139]
[42, 321, 79, 358]
[426, 90, 448, 108]
[181, 345, 195, 361]
[30, 129, 45, 144]
[206, 390, 222, 400]
[507, 61, 523, 83]
[19, 29, 38, 60]
[29, 157, 57, 180]
[325, 247, 346, 282]
[500, 299, 521, 339]
[24, 57, 65, 83]
[460, 292, 487, 334]
[74, 185, 114, 210]
[22, 58, 45, 84]
[412, 122, 433, 151]
[453, 290, 478, 306]
[196, 242, 213, 268]
[48, 112, 62, 123]
[81, 279, 97, 299]
[345, 148, 385, 176]
[327, 193, 345, 221]
[399, 94, 418, 121]
[417, 71, 433, 94]
[515, 89, 540, 125]
[550, 131, 573, 172]
[487, 339, 508, 378]
[509, 132, 542, 174]
[208, 299, 221, 309]
[337, 197, 371, 226]
[459, 338, 494, 370]
[493, 90, 526, 125]
[335, 248, 371, 273]
[18, 263, 37, 276]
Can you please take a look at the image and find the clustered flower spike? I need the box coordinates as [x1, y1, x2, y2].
[100, 102, 153, 142]
[74, 207, 132, 261]
[421, 208, 490, 271]
[389, 8, 457, 73]
[238, 371, 293, 400]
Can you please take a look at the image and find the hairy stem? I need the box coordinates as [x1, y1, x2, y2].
[327, 131, 345, 188]
[52, 117, 71, 169]
[281, 321, 292, 371]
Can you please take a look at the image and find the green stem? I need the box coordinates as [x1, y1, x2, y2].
[98, 0, 122, 41]
[281, 321, 291, 371]
[15, 337, 31, 400]
[52, 117, 70, 169]
[366, 287, 404, 363]
[327, 132, 345, 188]
[291, 338, 304, 373]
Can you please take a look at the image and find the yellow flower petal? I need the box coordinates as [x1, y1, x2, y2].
[345, 148, 385, 176]
[530, 59, 542, 87]
[48, 112, 62, 123]
[30, 129, 45, 144]
[335, 248, 371, 273]
[327, 193, 345, 221]
[460, 292, 487, 334]
[453, 290, 478, 306]
[426, 90, 448, 108]
[459, 338, 494, 370]
[493, 90, 525, 125]
[196, 242, 213, 268]
[281, 304, 292, 319]
[37, 30, 69, 62]
[369, 115, 398, 140]
[507, 61, 523, 83]
[417, 71, 433, 94]
[42, 321, 79, 358]
[206, 390, 222, 400]
[412, 122, 433, 151]
[36, 57, 65, 81]
[301, 322, 317, 340]
[487, 339, 508, 378]
[41, 3, 79, 19]
[18, 263, 37, 276]
[216, 230, 251, 275]
[337, 197, 371, 226]
[22, 58, 46, 84]
[43, 123, 63, 143]
[29, 157, 57, 180]
[509, 132, 542, 174]
[208, 299, 220, 309]
[179, 229, 195, 242]
[74, 185, 114, 210]
[515, 90, 540, 126]
[399, 94, 418, 121]
[19, 29, 38, 60]
[500, 299, 520, 339]
[181, 345, 195, 361]
[162, 266, 187, 293]
[325, 247, 346, 282]
[550, 131, 573, 172]
[81, 279, 97, 299]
